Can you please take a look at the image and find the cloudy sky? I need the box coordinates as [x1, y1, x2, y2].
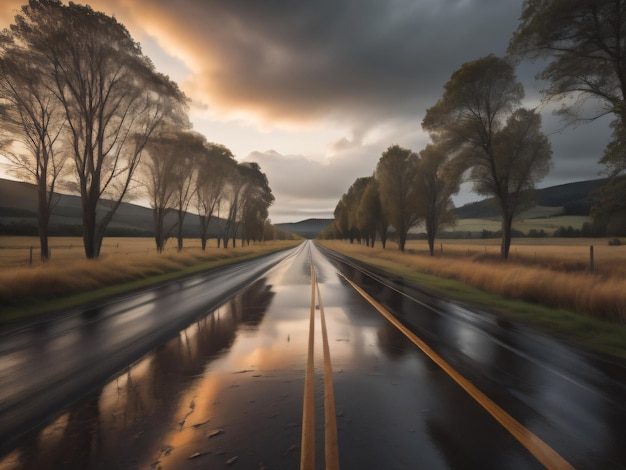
[0, 0, 612, 223]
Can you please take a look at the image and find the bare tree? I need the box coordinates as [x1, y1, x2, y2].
[10, 1, 186, 258]
[143, 131, 184, 252]
[423, 55, 552, 258]
[0, 31, 67, 261]
[171, 132, 207, 252]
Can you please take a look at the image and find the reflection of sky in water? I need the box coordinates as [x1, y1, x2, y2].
[1, 242, 623, 469]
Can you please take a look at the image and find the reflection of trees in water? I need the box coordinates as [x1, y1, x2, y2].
[231, 279, 275, 329]
[7, 279, 274, 469]
[13, 393, 103, 470]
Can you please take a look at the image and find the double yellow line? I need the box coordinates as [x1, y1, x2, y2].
[301, 264, 340, 470]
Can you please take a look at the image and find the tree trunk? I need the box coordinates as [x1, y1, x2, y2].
[37, 182, 50, 262]
[501, 215, 513, 259]
[427, 217, 435, 256]
[153, 207, 166, 253]
[82, 195, 98, 259]
[428, 235, 435, 256]
[398, 232, 407, 252]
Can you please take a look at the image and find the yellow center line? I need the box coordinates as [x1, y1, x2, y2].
[316, 270, 340, 470]
[339, 273, 575, 470]
[300, 264, 316, 470]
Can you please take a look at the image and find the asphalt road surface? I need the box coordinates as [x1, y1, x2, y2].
[0, 240, 624, 469]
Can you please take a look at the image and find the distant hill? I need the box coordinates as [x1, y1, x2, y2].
[0, 178, 219, 237]
[275, 218, 333, 239]
[455, 179, 607, 219]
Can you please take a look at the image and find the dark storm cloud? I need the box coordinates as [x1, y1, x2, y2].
[0, 0, 612, 222]
[125, 0, 523, 124]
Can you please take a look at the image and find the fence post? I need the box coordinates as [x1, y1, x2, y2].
[440, 243, 443, 254]
[29, 246, 33, 265]
[590, 245, 594, 272]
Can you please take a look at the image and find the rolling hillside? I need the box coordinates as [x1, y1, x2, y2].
[0, 178, 608, 238]
[0, 178, 219, 237]
[274, 219, 333, 239]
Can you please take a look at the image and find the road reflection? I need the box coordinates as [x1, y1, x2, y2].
[0, 278, 275, 470]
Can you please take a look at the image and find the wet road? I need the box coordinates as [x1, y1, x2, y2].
[1, 240, 625, 469]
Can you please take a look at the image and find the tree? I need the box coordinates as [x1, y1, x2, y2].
[355, 177, 381, 247]
[345, 177, 370, 245]
[375, 145, 421, 252]
[0, 31, 67, 262]
[219, 162, 273, 248]
[508, 0, 626, 225]
[238, 162, 274, 246]
[196, 143, 237, 250]
[333, 199, 349, 241]
[361, 177, 388, 248]
[416, 143, 460, 256]
[171, 132, 206, 252]
[10, 1, 186, 258]
[509, 0, 626, 125]
[423, 55, 552, 258]
[142, 130, 199, 253]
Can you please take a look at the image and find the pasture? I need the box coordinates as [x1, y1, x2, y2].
[322, 237, 626, 324]
[449, 215, 591, 234]
[0, 236, 241, 267]
[0, 237, 299, 322]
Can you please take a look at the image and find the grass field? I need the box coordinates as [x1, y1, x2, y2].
[0, 237, 300, 322]
[404, 238, 626, 278]
[0, 236, 234, 267]
[449, 215, 591, 234]
[320, 239, 626, 358]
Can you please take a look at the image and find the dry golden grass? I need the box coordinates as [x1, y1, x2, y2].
[0, 238, 299, 306]
[0, 236, 231, 267]
[402, 238, 626, 278]
[321, 239, 626, 323]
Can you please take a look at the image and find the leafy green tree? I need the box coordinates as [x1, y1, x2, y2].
[509, 0, 626, 125]
[416, 143, 460, 256]
[345, 177, 370, 245]
[10, 1, 186, 258]
[375, 145, 421, 252]
[423, 55, 552, 258]
[509, 0, 626, 227]
[357, 177, 387, 248]
[333, 198, 349, 241]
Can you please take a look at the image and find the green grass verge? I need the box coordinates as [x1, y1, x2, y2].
[336, 250, 626, 361]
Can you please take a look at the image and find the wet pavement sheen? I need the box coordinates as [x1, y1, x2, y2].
[1, 240, 625, 469]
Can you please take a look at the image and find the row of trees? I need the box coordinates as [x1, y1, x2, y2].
[333, 0, 626, 258]
[144, 132, 274, 252]
[332, 55, 553, 259]
[0, 1, 274, 261]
